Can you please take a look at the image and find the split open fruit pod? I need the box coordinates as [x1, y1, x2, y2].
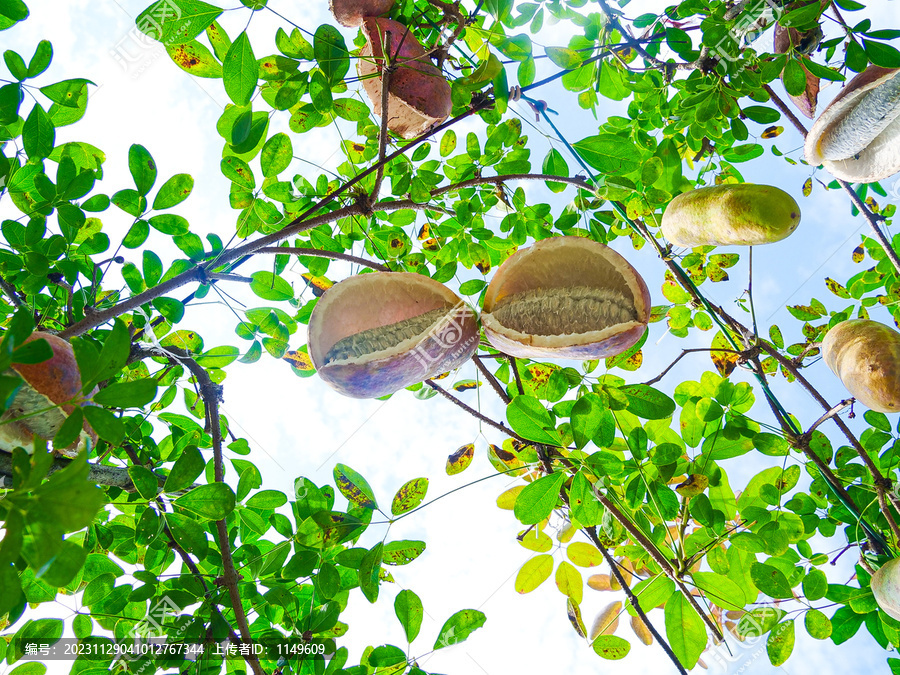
[308, 273, 479, 398]
[358, 17, 452, 140]
[821, 318, 900, 413]
[804, 66, 900, 183]
[329, 0, 394, 27]
[872, 558, 900, 621]
[480, 237, 651, 360]
[661, 184, 801, 247]
[0, 332, 97, 455]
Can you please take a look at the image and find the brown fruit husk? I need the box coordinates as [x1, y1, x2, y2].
[2, 332, 97, 456]
[359, 18, 452, 139]
[329, 0, 394, 27]
[481, 237, 651, 360]
[308, 272, 478, 399]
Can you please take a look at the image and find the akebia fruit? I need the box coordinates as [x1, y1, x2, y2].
[805, 66, 900, 183]
[871, 558, 900, 620]
[481, 237, 650, 360]
[821, 319, 900, 413]
[329, 0, 394, 27]
[661, 184, 801, 247]
[0, 332, 97, 455]
[308, 272, 478, 398]
[358, 17, 452, 139]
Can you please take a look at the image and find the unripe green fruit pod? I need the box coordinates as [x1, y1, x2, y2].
[871, 558, 900, 621]
[660, 184, 801, 247]
[821, 319, 900, 413]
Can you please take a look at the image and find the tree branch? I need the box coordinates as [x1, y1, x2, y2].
[585, 527, 688, 674]
[472, 354, 510, 404]
[424, 379, 527, 442]
[369, 29, 394, 204]
[178, 352, 263, 675]
[256, 247, 390, 272]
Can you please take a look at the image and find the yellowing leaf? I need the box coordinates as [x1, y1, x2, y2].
[852, 244, 865, 263]
[514, 554, 554, 593]
[761, 125, 783, 139]
[496, 485, 524, 510]
[283, 349, 314, 371]
[518, 528, 552, 552]
[301, 273, 332, 297]
[802, 178, 812, 197]
[555, 560, 583, 604]
[675, 474, 709, 497]
[710, 331, 740, 377]
[567, 541, 605, 568]
[446, 443, 475, 475]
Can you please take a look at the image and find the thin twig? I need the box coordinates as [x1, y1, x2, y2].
[761, 83, 809, 139]
[369, 29, 393, 204]
[805, 399, 853, 438]
[641, 348, 742, 386]
[425, 379, 527, 442]
[507, 355, 525, 397]
[472, 354, 510, 404]
[0, 274, 24, 308]
[593, 492, 724, 643]
[256, 246, 390, 271]
[585, 527, 688, 675]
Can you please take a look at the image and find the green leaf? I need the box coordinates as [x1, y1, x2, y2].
[572, 135, 642, 176]
[446, 443, 475, 475]
[664, 593, 705, 669]
[782, 59, 807, 97]
[433, 609, 486, 649]
[391, 477, 428, 516]
[802, 568, 828, 601]
[767, 620, 795, 666]
[359, 542, 383, 603]
[223, 32, 257, 105]
[82, 406, 125, 445]
[750, 562, 794, 599]
[395, 589, 424, 643]
[864, 39, 900, 68]
[245, 489, 287, 508]
[382, 540, 425, 565]
[542, 148, 569, 193]
[92, 379, 157, 408]
[260, 132, 292, 177]
[545, 47, 583, 69]
[591, 634, 631, 660]
[314, 24, 349, 85]
[166, 40, 222, 78]
[805, 609, 832, 639]
[334, 463, 377, 509]
[39, 78, 91, 108]
[153, 173, 194, 209]
[23, 103, 54, 159]
[618, 384, 675, 419]
[164, 445, 205, 493]
[174, 483, 236, 519]
[0, 563, 23, 616]
[513, 471, 566, 525]
[691, 572, 745, 610]
[250, 271, 293, 301]
[135, 0, 222, 44]
[36, 540, 86, 587]
[127, 466, 159, 500]
[507, 395, 560, 445]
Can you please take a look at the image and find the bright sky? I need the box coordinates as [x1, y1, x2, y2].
[2, 0, 898, 673]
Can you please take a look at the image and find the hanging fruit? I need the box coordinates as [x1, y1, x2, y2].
[481, 237, 651, 360]
[308, 272, 478, 398]
[0, 332, 97, 456]
[821, 318, 900, 413]
[804, 66, 900, 183]
[358, 17, 452, 139]
[661, 184, 801, 247]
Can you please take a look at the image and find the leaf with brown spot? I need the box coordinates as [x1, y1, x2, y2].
[852, 244, 865, 263]
[302, 273, 333, 297]
[802, 178, 813, 197]
[710, 331, 740, 377]
[422, 238, 440, 251]
[825, 277, 850, 299]
[391, 477, 428, 516]
[707, 264, 729, 283]
[333, 463, 377, 510]
[165, 41, 222, 78]
[446, 443, 475, 476]
[283, 349, 315, 371]
[524, 363, 559, 398]
[430, 371, 450, 381]
[761, 126, 783, 139]
[568, 598, 588, 638]
[452, 379, 480, 392]
[866, 196, 880, 212]
[417, 223, 432, 240]
[675, 473, 709, 497]
[475, 260, 491, 274]
[488, 443, 526, 476]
